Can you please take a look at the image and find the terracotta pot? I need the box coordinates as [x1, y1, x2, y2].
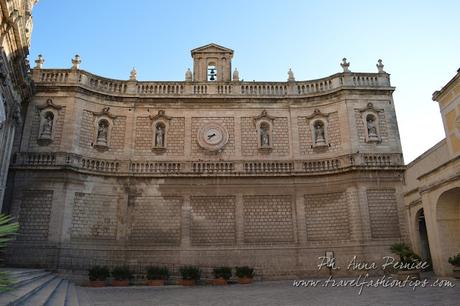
[212, 278, 227, 285]
[147, 279, 165, 286]
[238, 277, 253, 284]
[453, 267, 460, 279]
[180, 279, 196, 286]
[112, 279, 129, 287]
[89, 280, 106, 287]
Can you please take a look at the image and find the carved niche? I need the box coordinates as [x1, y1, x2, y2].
[36, 99, 62, 145]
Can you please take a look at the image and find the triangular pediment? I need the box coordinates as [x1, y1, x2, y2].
[191, 43, 233, 54]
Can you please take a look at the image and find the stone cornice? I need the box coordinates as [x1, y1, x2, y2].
[30, 69, 394, 100]
[10, 152, 405, 178]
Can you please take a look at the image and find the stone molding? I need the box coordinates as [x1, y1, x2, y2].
[32, 69, 393, 99]
[10, 151, 405, 176]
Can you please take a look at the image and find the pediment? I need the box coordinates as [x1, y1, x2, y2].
[191, 43, 234, 55]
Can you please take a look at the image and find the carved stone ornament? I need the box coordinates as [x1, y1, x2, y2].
[92, 107, 117, 119]
[358, 103, 383, 143]
[37, 99, 63, 111]
[253, 110, 275, 126]
[305, 108, 330, 120]
[149, 110, 171, 122]
[357, 102, 383, 114]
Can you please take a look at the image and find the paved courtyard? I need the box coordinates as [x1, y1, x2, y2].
[78, 277, 459, 306]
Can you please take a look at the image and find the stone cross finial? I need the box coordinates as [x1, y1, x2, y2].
[34, 54, 44, 69]
[130, 67, 137, 81]
[340, 58, 350, 72]
[232, 68, 239, 81]
[376, 59, 385, 73]
[288, 68, 295, 82]
[185, 68, 192, 82]
[71, 54, 81, 70]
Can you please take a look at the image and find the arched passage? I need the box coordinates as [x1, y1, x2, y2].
[416, 208, 431, 264]
[436, 187, 460, 275]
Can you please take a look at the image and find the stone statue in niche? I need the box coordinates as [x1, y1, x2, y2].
[155, 124, 165, 147]
[40, 112, 54, 139]
[96, 120, 109, 146]
[260, 124, 270, 147]
[367, 115, 378, 140]
[314, 121, 326, 145]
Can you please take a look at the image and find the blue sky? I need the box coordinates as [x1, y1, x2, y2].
[29, 0, 460, 162]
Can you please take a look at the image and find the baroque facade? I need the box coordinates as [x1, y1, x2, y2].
[0, 0, 36, 205]
[4, 44, 407, 279]
[404, 68, 460, 277]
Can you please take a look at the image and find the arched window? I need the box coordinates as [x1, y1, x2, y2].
[154, 122, 166, 148]
[207, 62, 217, 81]
[96, 119, 109, 146]
[313, 120, 326, 145]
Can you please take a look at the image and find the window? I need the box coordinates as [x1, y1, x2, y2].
[207, 63, 217, 81]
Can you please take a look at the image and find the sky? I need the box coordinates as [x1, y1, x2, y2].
[28, 0, 460, 163]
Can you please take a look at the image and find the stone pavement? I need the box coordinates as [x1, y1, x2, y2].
[78, 277, 460, 306]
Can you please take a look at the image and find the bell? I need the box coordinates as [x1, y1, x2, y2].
[209, 68, 216, 81]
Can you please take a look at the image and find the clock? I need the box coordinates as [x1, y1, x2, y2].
[197, 123, 229, 152]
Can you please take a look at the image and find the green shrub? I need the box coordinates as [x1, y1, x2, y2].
[111, 266, 133, 281]
[448, 254, 460, 267]
[390, 243, 421, 270]
[213, 267, 232, 280]
[235, 266, 254, 278]
[146, 266, 169, 280]
[88, 266, 110, 281]
[0, 214, 19, 292]
[179, 266, 201, 280]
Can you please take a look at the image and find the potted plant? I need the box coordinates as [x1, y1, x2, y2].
[212, 267, 232, 285]
[235, 266, 254, 284]
[111, 265, 132, 287]
[448, 253, 460, 279]
[179, 266, 201, 286]
[88, 266, 110, 287]
[389, 243, 422, 280]
[146, 266, 169, 286]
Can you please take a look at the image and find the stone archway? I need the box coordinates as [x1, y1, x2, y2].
[436, 187, 460, 275]
[416, 208, 431, 264]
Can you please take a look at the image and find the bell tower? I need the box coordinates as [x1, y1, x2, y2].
[190, 43, 233, 82]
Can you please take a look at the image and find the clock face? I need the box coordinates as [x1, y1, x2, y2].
[197, 123, 229, 151]
[205, 128, 223, 145]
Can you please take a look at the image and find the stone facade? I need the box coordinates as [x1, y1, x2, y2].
[4, 44, 407, 280]
[0, 0, 37, 205]
[404, 68, 460, 277]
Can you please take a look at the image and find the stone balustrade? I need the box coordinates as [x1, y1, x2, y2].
[32, 69, 392, 98]
[11, 152, 404, 176]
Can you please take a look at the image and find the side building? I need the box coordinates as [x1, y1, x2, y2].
[4, 44, 406, 279]
[0, 0, 36, 205]
[404, 68, 460, 277]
